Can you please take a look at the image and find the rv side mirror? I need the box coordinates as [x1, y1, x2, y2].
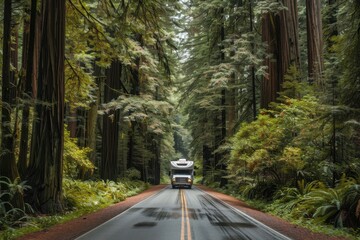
[168, 171, 171, 176]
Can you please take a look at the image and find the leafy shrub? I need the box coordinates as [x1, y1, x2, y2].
[276, 177, 360, 228]
[63, 178, 147, 210]
[228, 177, 278, 201]
[238, 180, 257, 200]
[0, 177, 32, 230]
[1, 179, 148, 239]
[228, 95, 338, 191]
[124, 168, 141, 180]
[63, 128, 95, 178]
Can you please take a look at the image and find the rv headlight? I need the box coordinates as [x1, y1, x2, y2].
[187, 177, 192, 183]
[172, 177, 176, 182]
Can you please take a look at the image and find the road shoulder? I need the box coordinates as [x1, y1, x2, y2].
[17, 184, 167, 240]
[196, 185, 350, 240]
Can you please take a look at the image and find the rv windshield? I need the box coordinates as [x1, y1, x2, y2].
[172, 170, 192, 175]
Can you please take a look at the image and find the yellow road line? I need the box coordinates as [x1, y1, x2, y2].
[181, 189, 185, 240]
[184, 191, 192, 240]
[180, 189, 192, 240]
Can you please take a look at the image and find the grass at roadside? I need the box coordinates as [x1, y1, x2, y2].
[0, 179, 149, 240]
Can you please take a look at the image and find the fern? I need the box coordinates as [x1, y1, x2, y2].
[0, 177, 32, 230]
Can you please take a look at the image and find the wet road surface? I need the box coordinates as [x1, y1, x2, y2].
[76, 186, 291, 240]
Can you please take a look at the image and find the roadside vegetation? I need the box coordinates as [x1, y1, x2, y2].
[0, 130, 148, 240]
[203, 86, 360, 239]
[223, 90, 360, 239]
[0, 177, 148, 239]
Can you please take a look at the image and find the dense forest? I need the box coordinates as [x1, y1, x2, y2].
[0, 0, 359, 238]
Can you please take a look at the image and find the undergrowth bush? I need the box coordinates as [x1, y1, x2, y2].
[268, 176, 360, 229]
[63, 128, 95, 178]
[0, 177, 32, 230]
[236, 180, 278, 201]
[124, 168, 141, 180]
[63, 178, 147, 210]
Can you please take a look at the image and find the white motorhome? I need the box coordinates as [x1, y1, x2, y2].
[170, 158, 194, 189]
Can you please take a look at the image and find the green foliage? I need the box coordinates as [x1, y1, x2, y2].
[101, 93, 176, 179]
[0, 177, 32, 230]
[228, 94, 335, 186]
[255, 0, 288, 16]
[268, 176, 360, 229]
[124, 168, 141, 181]
[63, 178, 147, 210]
[63, 127, 95, 178]
[0, 179, 148, 239]
[230, 113, 283, 177]
[241, 180, 278, 201]
[179, 0, 266, 160]
[338, 1, 360, 109]
[65, 0, 99, 109]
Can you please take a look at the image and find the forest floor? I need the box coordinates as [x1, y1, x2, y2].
[17, 184, 351, 240]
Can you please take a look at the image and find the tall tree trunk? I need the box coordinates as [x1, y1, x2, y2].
[306, 0, 324, 86]
[10, 26, 18, 104]
[127, 49, 141, 179]
[0, 0, 23, 209]
[80, 64, 101, 179]
[261, 0, 300, 108]
[18, 0, 40, 178]
[1, 0, 15, 178]
[153, 137, 161, 185]
[261, 13, 278, 108]
[27, 0, 66, 213]
[219, 8, 227, 187]
[202, 144, 212, 184]
[100, 60, 122, 181]
[326, 0, 339, 187]
[249, 0, 257, 119]
[152, 86, 161, 185]
[68, 109, 77, 138]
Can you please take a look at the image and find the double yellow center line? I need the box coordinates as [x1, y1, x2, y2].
[180, 189, 192, 240]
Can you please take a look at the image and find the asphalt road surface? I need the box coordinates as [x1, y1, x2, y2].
[76, 186, 292, 240]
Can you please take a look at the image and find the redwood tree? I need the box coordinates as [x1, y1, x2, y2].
[1, 0, 18, 183]
[18, 0, 39, 178]
[306, 0, 324, 86]
[100, 60, 122, 181]
[261, 0, 300, 108]
[26, 0, 66, 213]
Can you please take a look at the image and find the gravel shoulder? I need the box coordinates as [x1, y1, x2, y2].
[17, 184, 351, 240]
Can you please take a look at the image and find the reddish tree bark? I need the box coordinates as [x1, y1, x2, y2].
[101, 60, 122, 181]
[261, 0, 300, 108]
[306, 0, 324, 86]
[18, 0, 39, 178]
[27, 0, 66, 213]
[0, 0, 24, 209]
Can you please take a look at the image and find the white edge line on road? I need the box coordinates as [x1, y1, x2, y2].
[196, 186, 293, 240]
[75, 185, 169, 240]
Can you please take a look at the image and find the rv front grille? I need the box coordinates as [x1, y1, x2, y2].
[175, 177, 188, 183]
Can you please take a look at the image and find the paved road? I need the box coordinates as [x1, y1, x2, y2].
[76, 186, 291, 240]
